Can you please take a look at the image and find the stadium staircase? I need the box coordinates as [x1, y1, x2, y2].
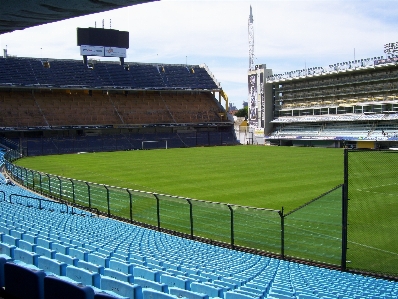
[0, 149, 397, 299]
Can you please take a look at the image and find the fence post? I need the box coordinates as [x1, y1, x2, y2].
[85, 182, 91, 208]
[126, 189, 133, 223]
[38, 173, 42, 195]
[341, 149, 349, 271]
[185, 199, 194, 239]
[228, 204, 234, 249]
[104, 185, 110, 217]
[18, 166, 23, 184]
[24, 168, 28, 187]
[154, 194, 161, 231]
[56, 176, 62, 200]
[45, 173, 51, 196]
[69, 179, 75, 204]
[15, 166, 20, 184]
[10, 163, 14, 179]
[31, 170, 36, 191]
[279, 207, 285, 260]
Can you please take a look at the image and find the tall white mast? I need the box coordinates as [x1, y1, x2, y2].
[248, 5, 255, 71]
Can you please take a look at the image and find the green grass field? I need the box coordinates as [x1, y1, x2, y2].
[14, 146, 344, 212]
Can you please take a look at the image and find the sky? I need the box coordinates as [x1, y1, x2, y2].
[1, 0, 398, 108]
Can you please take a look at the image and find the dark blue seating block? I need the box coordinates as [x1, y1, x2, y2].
[4, 261, 46, 299]
[44, 275, 95, 299]
[0, 255, 12, 288]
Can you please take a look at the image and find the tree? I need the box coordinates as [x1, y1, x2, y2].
[235, 106, 248, 118]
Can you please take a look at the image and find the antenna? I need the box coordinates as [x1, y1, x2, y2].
[110, 19, 112, 29]
[248, 5, 255, 71]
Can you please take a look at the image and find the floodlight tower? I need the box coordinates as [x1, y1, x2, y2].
[248, 5, 255, 71]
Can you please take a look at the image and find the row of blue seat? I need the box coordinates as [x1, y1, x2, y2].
[0, 57, 219, 90]
[22, 131, 237, 156]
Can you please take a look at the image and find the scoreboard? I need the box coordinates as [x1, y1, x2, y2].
[77, 27, 129, 48]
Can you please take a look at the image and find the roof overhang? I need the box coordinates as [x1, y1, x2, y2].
[0, 0, 158, 35]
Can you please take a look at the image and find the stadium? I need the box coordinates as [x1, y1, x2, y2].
[0, 1, 398, 299]
[248, 55, 398, 148]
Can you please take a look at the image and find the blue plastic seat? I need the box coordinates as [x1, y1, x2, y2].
[78, 260, 105, 275]
[225, 291, 260, 299]
[19, 239, 37, 252]
[103, 268, 134, 283]
[36, 245, 57, 259]
[213, 280, 237, 290]
[95, 293, 127, 299]
[88, 252, 110, 268]
[14, 248, 40, 267]
[266, 293, 295, 299]
[55, 252, 79, 266]
[85, 243, 100, 252]
[10, 229, 24, 239]
[142, 289, 177, 299]
[65, 265, 101, 288]
[112, 252, 128, 261]
[22, 232, 38, 244]
[0, 242, 15, 258]
[133, 266, 161, 282]
[99, 276, 142, 299]
[163, 261, 180, 271]
[4, 261, 46, 299]
[44, 275, 95, 299]
[2, 234, 19, 247]
[37, 237, 53, 249]
[133, 277, 168, 293]
[223, 277, 246, 287]
[169, 287, 209, 299]
[161, 273, 191, 290]
[296, 294, 319, 299]
[70, 247, 90, 261]
[189, 273, 211, 283]
[52, 242, 72, 255]
[38, 256, 68, 276]
[181, 265, 200, 276]
[109, 257, 135, 274]
[190, 282, 224, 298]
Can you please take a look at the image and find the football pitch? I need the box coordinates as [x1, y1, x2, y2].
[14, 146, 344, 212]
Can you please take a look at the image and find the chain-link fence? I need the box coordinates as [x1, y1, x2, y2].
[345, 150, 398, 277]
[284, 185, 343, 266]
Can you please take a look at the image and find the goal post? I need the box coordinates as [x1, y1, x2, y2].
[141, 140, 168, 150]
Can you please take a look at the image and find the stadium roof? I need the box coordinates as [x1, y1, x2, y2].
[0, 0, 158, 35]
